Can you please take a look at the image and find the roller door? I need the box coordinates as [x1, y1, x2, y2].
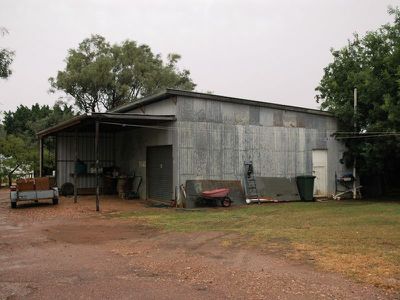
[146, 145, 173, 200]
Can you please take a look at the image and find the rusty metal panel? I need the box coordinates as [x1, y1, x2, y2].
[256, 177, 300, 201]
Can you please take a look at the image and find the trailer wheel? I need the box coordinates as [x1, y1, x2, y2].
[52, 197, 59, 205]
[11, 202, 17, 209]
[221, 197, 231, 207]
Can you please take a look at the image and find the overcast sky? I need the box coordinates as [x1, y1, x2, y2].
[0, 0, 398, 113]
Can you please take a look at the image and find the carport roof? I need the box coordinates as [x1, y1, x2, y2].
[37, 113, 176, 138]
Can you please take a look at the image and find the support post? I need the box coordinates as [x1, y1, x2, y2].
[95, 121, 100, 211]
[353, 88, 357, 200]
[74, 129, 78, 203]
[55, 135, 58, 184]
[39, 137, 43, 177]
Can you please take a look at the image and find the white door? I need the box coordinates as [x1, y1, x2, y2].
[312, 150, 328, 197]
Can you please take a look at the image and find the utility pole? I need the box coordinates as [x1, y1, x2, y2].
[353, 88, 357, 199]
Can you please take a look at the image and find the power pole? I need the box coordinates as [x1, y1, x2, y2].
[353, 88, 357, 199]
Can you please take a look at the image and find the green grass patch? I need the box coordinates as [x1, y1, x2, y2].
[113, 201, 400, 289]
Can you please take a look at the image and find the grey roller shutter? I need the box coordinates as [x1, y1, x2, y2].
[147, 145, 173, 200]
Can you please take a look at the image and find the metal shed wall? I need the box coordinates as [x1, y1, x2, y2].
[113, 98, 178, 199]
[56, 132, 115, 188]
[114, 123, 177, 199]
[175, 96, 347, 195]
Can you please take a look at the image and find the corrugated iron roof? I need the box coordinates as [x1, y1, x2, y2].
[37, 113, 176, 138]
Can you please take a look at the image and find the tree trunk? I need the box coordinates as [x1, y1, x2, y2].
[8, 174, 12, 187]
[8, 164, 20, 187]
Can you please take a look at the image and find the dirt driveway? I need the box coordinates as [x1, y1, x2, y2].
[0, 190, 397, 299]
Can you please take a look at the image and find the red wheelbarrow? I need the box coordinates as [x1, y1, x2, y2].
[198, 188, 232, 207]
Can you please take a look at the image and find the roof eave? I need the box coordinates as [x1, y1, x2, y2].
[37, 114, 88, 138]
[36, 113, 177, 138]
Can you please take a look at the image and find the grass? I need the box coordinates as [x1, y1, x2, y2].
[113, 200, 400, 290]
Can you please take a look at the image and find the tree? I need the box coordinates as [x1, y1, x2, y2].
[0, 27, 14, 79]
[0, 135, 36, 186]
[0, 103, 75, 183]
[50, 35, 196, 112]
[315, 7, 400, 192]
[3, 102, 74, 137]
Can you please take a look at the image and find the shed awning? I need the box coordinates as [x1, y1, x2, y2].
[37, 112, 176, 138]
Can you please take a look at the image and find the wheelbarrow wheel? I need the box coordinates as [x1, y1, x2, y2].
[221, 197, 231, 207]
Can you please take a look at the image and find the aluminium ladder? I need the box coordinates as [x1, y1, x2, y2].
[244, 161, 260, 204]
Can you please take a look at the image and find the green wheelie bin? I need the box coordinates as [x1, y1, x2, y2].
[296, 175, 316, 201]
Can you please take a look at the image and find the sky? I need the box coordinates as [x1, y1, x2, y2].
[0, 0, 398, 113]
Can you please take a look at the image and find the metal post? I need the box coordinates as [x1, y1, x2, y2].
[95, 121, 100, 211]
[353, 88, 357, 200]
[55, 135, 58, 185]
[39, 138, 44, 177]
[74, 129, 78, 203]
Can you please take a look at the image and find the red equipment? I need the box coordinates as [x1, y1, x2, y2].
[200, 188, 232, 207]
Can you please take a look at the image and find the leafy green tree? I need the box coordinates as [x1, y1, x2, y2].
[3, 102, 74, 137]
[0, 135, 36, 186]
[315, 7, 400, 191]
[50, 35, 196, 112]
[0, 103, 75, 183]
[0, 27, 14, 79]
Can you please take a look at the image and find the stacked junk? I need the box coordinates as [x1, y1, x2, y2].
[9, 161, 317, 209]
[181, 161, 317, 209]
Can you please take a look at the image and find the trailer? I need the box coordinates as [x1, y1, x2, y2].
[10, 178, 59, 208]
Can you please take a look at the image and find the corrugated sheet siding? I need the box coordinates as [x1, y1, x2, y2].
[56, 132, 115, 188]
[176, 96, 340, 192]
[114, 123, 177, 199]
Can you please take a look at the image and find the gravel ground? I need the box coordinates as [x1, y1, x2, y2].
[0, 189, 398, 299]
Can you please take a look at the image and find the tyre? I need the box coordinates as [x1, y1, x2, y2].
[11, 202, 17, 209]
[52, 197, 59, 205]
[221, 197, 231, 207]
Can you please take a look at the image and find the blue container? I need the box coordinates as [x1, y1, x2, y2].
[75, 161, 87, 174]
